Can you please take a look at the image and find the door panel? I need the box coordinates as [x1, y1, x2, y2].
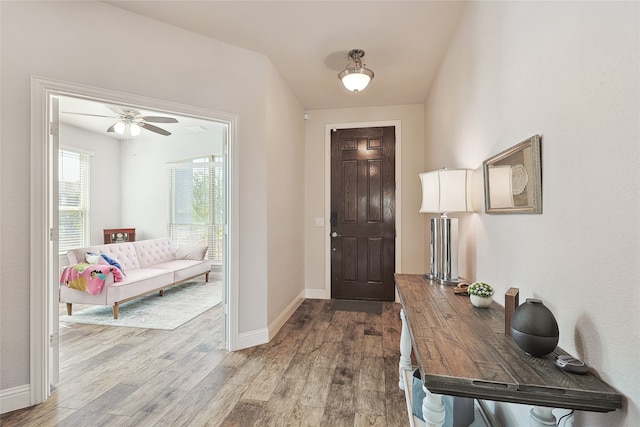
[331, 126, 395, 301]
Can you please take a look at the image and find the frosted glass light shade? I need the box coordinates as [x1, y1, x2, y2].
[113, 121, 126, 135]
[129, 123, 141, 136]
[339, 68, 374, 93]
[419, 169, 473, 214]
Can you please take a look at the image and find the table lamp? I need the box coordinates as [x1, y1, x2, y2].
[419, 168, 473, 284]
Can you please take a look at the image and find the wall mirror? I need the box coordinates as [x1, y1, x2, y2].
[483, 135, 542, 214]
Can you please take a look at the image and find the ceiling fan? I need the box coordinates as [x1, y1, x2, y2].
[62, 105, 179, 136]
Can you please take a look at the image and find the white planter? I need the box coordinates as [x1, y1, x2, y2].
[470, 294, 493, 308]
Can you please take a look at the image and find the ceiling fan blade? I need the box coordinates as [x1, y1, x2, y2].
[106, 123, 117, 133]
[139, 122, 171, 136]
[140, 116, 178, 124]
[62, 111, 115, 119]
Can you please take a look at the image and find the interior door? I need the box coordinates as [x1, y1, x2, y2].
[50, 95, 60, 386]
[330, 126, 395, 301]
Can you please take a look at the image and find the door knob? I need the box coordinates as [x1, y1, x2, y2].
[331, 231, 341, 238]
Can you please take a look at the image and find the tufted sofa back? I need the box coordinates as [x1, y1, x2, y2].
[133, 238, 177, 268]
[67, 242, 141, 271]
[67, 238, 178, 271]
[100, 242, 141, 271]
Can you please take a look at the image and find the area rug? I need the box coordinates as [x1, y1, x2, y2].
[330, 299, 383, 314]
[59, 281, 222, 330]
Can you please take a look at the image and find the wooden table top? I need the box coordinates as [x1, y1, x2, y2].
[395, 274, 622, 412]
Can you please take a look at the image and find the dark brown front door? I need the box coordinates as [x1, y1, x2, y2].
[331, 126, 396, 301]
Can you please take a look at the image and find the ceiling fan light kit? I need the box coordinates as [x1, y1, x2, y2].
[63, 105, 178, 137]
[338, 49, 374, 93]
[112, 120, 141, 137]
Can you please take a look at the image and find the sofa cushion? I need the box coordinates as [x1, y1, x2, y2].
[105, 268, 174, 304]
[176, 245, 208, 261]
[68, 247, 102, 264]
[151, 259, 211, 283]
[85, 252, 101, 264]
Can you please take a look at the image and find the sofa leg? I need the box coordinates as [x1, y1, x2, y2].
[159, 289, 164, 297]
[205, 272, 210, 282]
[113, 303, 119, 319]
[66, 303, 72, 316]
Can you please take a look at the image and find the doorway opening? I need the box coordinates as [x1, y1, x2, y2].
[30, 77, 239, 405]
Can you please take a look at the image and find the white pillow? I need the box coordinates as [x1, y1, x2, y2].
[176, 245, 208, 261]
[86, 253, 101, 264]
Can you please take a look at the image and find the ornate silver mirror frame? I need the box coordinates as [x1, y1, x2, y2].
[483, 135, 542, 214]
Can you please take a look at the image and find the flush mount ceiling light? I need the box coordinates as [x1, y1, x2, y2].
[338, 49, 374, 93]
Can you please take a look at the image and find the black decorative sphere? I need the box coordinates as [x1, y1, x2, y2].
[510, 298, 559, 357]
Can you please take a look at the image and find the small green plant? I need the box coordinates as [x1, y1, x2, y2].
[468, 282, 495, 298]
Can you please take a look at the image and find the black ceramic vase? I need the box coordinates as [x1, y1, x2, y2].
[510, 298, 559, 357]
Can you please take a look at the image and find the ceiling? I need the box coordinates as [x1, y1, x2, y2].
[62, 1, 466, 137]
[101, 0, 467, 110]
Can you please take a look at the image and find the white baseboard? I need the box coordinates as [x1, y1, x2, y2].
[268, 291, 305, 340]
[0, 384, 31, 414]
[235, 291, 306, 350]
[236, 328, 269, 350]
[305, 288, 328, 299]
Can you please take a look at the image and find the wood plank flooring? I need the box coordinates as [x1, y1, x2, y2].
[1, 299, 406, 426]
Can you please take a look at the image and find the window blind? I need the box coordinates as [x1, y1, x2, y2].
[59, 149, 90, 254]
[167, 156, 224, 263]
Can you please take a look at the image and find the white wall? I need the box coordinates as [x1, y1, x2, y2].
[266, 63, 306, 327]
[303, 104, 426, 295]
[0, 0, 304, 398]
[424, 2, 639, 425]
[120, 129, 225, 240]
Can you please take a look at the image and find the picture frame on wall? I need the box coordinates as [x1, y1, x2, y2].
[483, 135, 542, 214]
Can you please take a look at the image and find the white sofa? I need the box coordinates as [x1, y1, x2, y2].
[61, 238, 211, 319]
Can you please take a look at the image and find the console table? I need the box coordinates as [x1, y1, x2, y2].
[395, 274, 622, 427]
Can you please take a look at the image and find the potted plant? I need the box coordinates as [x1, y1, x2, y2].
[468, 282, 495, 308]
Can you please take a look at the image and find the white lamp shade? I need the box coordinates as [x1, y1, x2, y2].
[419, 169, 473, 214]
[488, 165, 514, 208]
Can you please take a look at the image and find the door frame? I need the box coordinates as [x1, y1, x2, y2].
[324, 120, 402, 300]
[29, 76, 240, 406]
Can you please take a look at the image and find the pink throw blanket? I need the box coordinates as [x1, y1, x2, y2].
[60, 263, 123, 295]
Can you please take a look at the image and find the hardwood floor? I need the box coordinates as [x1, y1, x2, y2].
[1, 299, 406, 426]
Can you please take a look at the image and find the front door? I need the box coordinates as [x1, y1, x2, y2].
[330, 126, 396, 301]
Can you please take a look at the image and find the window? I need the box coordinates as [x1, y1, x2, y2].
[59, 148, 90, 254]
[168, 155, 224, 264]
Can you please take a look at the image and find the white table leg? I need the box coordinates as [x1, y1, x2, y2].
[398, 308, 412, 390]
[530, 406, 557, 426]
[422, 385, 445, 427]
